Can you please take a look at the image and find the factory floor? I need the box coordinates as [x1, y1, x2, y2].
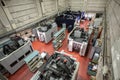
[8, 20, 92, 80]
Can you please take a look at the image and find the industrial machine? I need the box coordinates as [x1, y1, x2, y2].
[31, 51, 79, 80]
[68, 27, 90, 56]
[0, 38, 33, 74]
[36, 21, 58, 43]
[55, 10, 82, 27]
[0, 36, 24, 57]
[55, 10, 85, 32]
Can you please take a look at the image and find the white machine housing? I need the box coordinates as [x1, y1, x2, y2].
[68, 27, 90, 56]
[36, 22, 58, 43]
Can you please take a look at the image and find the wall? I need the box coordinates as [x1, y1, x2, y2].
[58, 0, 67, 12]
[0, 3, 12, 35]
[41, 0, 57, 16]
[106, 0, 120, 80]
[68, 0, 106, 12]
[0, 0, 67, 36]
[0, 0, 107, 36]
[2, 0, 41, 29]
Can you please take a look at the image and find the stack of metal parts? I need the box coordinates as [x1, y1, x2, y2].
[52, 27, 66, 50]
[24, 50, 43, 72]
[31, 51, 79, 80]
